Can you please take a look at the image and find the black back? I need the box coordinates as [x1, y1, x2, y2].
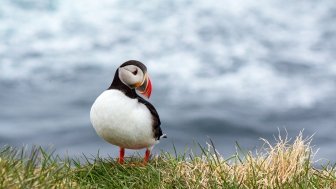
[136, 95, 163, 140]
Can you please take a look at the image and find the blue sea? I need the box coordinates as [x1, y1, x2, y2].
[0, 0, 335, 161]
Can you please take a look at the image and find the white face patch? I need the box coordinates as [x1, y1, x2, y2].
[118, 65, 144, 87]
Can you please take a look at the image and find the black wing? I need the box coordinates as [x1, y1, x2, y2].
[137, 96, 165, 140]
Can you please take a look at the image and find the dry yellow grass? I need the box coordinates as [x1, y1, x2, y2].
[160, 132, 336, 188]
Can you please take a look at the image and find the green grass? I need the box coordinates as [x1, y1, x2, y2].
[1, 133, 336, 189]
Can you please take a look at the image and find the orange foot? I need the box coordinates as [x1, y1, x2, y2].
[116, 148, 151, 166]
[118, 147, 125, 164]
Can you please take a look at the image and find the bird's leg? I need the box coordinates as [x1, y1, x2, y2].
[118, 147, 125, 164]
[143, 148, 151, 164]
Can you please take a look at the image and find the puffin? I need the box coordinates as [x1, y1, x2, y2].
[90, 60, 166, 164]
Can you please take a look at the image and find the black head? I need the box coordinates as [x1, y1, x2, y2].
[109, 60, 152, 98]
[120, 60, 147, 74]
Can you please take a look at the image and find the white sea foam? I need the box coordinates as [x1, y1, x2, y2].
[0, 0, 335, 110]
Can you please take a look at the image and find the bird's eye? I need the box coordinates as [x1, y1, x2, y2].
[132, 69, 138, 75]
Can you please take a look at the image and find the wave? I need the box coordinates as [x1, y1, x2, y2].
[1, 0, 335, 110]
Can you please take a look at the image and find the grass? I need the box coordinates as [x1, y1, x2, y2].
[1, 132, 336, 189]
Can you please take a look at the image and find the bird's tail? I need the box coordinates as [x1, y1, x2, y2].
[160, 134, 167, 139]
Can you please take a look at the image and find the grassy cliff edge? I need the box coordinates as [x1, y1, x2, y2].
[1, 133, 335, 188]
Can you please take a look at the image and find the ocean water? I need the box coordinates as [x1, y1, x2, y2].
[0, 0, 335, 161]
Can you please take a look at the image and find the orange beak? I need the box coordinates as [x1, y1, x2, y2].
[136, 74, 152, 98]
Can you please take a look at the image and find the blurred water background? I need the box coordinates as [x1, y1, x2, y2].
[0, 0, 335, 161]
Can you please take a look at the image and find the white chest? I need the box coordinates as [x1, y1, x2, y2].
[90, 90, 156, 149]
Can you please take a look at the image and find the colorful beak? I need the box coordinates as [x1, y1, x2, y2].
[136, 74, 152, 98]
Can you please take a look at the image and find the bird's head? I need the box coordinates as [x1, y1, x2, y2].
[118, 60, 152, 98]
